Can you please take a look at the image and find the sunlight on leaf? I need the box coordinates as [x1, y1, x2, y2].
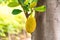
[35, 5, 46, 12]
[8, 2, 19, 7]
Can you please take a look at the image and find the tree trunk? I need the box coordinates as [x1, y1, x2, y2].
[32, 0, 60, 40]
[46, 0, 60, 40]
[31, 12, 46, 40]
[31, 0, 46, 40]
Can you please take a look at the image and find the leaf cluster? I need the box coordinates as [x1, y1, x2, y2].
[7, 0, 46, 15]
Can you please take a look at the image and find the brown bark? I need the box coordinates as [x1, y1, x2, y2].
[31, 0, 46, 40]
[31, 12, 46, 40]
[45, 0, 60, 40]
[45, 0, 57, 40]
[32, 0, 60, 40]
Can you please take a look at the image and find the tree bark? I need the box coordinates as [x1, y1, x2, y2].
[45, 0, 56, 40]
[31, 0, 46, 40]
[46, 0, 60, 40]
[31, 12, 46, 40]
[32, 0, 60, 40]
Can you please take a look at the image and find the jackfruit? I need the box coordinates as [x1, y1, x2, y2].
[26, 13, 36, 33]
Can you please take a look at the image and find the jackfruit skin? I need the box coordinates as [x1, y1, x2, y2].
[26, 14, 36, 33]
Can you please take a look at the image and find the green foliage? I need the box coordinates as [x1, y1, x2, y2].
[0, 32, 6, 37]
[17, 0, 46, 13]
[12, 9, 22, 15]
[18, 0, 30, 12]
[23, 5, 29, 12]
[0, 25, 6, 37]
[0, 11, 26, 37]
[8, 2, 19, 7]
[0, 0, 3, 3]
[0, 0, 10, 4]
[35, 5, 46, 12]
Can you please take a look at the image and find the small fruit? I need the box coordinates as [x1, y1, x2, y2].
[26, 13, 36, 33]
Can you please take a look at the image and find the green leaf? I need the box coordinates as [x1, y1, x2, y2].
[35, 5, 46, 12]
[8, 2, 19, 7]
[12, 9, 22, 15]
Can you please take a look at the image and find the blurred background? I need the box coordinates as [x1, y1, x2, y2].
[0, 1, 31, 40]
